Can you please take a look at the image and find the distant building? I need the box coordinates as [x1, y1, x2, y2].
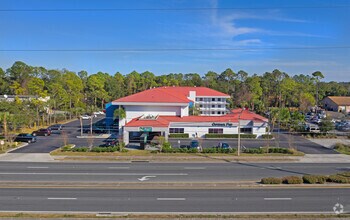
[321, 96, 350, 113]
[0, 95, 50, 102]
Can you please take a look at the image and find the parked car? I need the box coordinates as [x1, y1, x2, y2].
[93, 111, 105, 115]
[14, 133, 37, 143]
[83, 126, 106, 134]
[81, 115, 91, 120]
[32, 128, 51, 136]
[48, 124, 62, 131]
[100, 138, 119, 147]
[189, 140, 203, 152]
[306, 124, 320, 133]
[216, 142, 232, 149]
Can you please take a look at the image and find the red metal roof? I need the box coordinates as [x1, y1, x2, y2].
[114, 86, 230, 103]
[125, 109, 267, 127]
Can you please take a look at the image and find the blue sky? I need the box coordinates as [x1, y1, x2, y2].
[0, 0, 349, 81]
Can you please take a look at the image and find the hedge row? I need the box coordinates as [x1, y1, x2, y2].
[243, 147, 294, 154]
[62, 146, 127, 153]
[168, 133, 189, 138]
[261, 134, 274, 139]
[205, 134, 257, 139]
[261, 173, 350, 184]
[161, 147, 198, 153]
[202, 147, 236, 154]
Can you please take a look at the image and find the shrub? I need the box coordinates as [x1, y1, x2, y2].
[282, 176, 303, 184]
[161, 142, 173, 153]
[120, 148, 128, 153]
[61, 145, 72, 152]
[261, 134, 274, 139]
[302, 175, 327, 184]
[268, 148, 293, 154]
[202, 147, 236, 154]
[243, 148, 264, 154]
[72, 147, 89, 152]
[90, 146, 118, 153]
[168, 133, 189, 138]
[327, 175, 349, 184]
[261, 177, 282, 184]
[205, 134, 257, 139]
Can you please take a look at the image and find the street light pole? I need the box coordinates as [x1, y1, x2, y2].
[237, 108, 243, 156]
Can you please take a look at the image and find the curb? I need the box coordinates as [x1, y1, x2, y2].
[4, 142, 29, 153]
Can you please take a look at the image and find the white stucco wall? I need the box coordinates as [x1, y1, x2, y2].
[124, 105, 183, 123]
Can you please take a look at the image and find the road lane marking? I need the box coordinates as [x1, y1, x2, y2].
[138, 176, 156, 181]
[47, 198, 77, 200]
[26, 167, 49, 169]
[264, 198, 292, 201]
[184, 167, 206, 170]
[108, 167, 130, 169]
[157, 198, 186, 201]
[0, 172, 188, 176]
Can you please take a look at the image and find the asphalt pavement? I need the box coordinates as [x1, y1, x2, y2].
[169, 133, 337, 154]
[10, 116, 107, 153]
[0, 188, 348, 213]
[0, 161, 348, 182]
[10, 116, 335, 154]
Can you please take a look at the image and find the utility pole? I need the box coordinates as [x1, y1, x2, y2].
[237, 108, 243, 156]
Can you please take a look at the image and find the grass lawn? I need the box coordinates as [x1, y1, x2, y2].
[334, 143, 350, 155]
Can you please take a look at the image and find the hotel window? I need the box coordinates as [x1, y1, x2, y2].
[212, 98, 215, 101]
[217, 111, 221, 115]
[211, 105, 215, 108]
[169, 128, 184, 133]
[217, 98, 221, 101]
[211, 111, 215, 114]
[199, 98, 203, 101]
[209, 128, 223, 134]
[218, 105, 222, 108]
[240, 128, 252, 133]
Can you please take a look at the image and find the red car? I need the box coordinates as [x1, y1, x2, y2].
[32, 128, 51, 136]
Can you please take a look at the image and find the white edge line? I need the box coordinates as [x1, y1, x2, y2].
[27, 167, 49, 169]
[108, 167, 130, 169]
[184, 167, 206, 170]
[264, 198, 292, 200]
[47, 198, 77, 200]
[157, 198, 186, 201]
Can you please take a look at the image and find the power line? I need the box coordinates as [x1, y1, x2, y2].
[1, 46, 350, 52]
[1, 5, 350, 12]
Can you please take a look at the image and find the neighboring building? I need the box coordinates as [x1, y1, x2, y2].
[321, 96, 350, 113]
[111, 86, 268, 145]
[0, 95, 50, 102]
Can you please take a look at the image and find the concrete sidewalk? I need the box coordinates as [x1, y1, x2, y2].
[299, 154, 350, 163]
[0, 153, 54, 162]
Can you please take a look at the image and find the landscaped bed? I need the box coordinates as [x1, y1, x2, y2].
[334, 143, 350, 155]
[261, 172, 350, 184]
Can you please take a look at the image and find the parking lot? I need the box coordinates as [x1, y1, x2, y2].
[10, 116, 108, 153]
[9, 115, 337, 154]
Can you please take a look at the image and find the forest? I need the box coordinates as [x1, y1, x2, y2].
[0, 61, 349, 130]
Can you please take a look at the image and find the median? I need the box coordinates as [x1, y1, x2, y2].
[51, 144, 304, 162]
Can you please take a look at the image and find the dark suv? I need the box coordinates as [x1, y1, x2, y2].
[32, 128, 51, 136]
[15, 133, 37, 143]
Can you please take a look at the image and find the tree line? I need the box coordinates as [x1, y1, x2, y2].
[1, 61, 349, 117]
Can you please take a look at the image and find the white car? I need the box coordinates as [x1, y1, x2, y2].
[81, 115, 91, 120]
[93, 111, 105, 115]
